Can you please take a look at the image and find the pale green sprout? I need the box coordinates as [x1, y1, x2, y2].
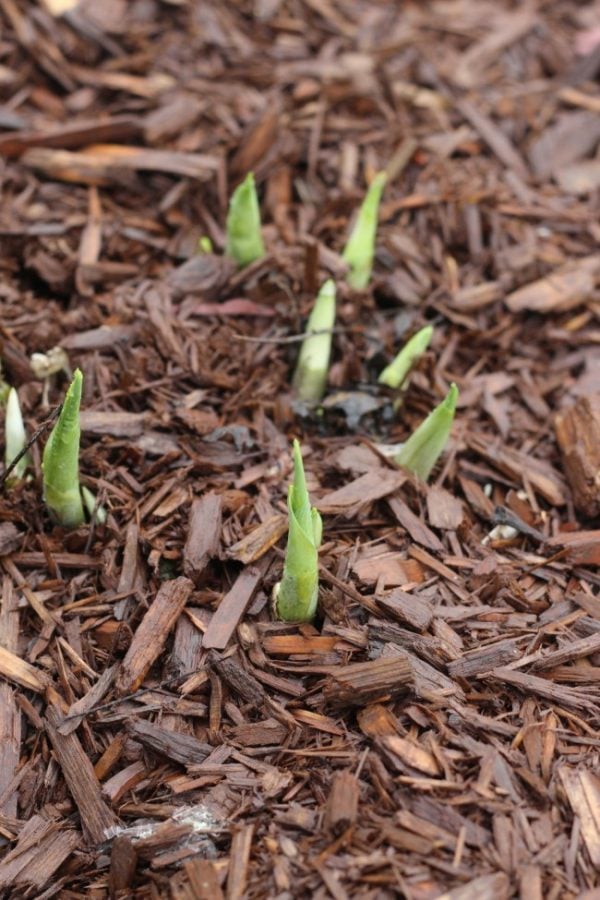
[5, 388, 30, 485]
[292, 279, 336, 405]
[394, 383, 459, 482]
[42, 369, 84, 528]
[225, 172, 265, 267]
[81, 485, 107, 526]
[273, 440, 323, 623]
[198, 236, 213, 254]
[378, 325, 434, 390]
[342, 171, 387, 289]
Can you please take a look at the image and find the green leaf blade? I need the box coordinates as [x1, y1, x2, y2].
[394, 383, 459, 482]
[42, 369, 84, 528]
[342, 171, 387, 289]
[225, 172, 265, 267]
[292, 280, 336, 404]
[378, 325, 434, 389]
[274, 441, 323, 623]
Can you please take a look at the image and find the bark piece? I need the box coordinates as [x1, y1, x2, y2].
[226, 823, 254, 900]
[226, 514, 287, 564]
[558, 767, 600, 867]
[46, 704, 119, 844]
[0, 523, 21, 555]
[322, 656, 413, 708]
[388, 496, 444, 552]
[555, 394, 600, 517]
[109, 835, 138, 899]
[375, 588, 434, 632]
[325, 770, 359, 835]
[181, 859, 225, 900]
[126, 719, 212, 766]
[0, 579, 20, 816]
[546, 530, 600, 566]
[317, 469, 407, 516]
[505, 254, 600, 314]
[426, 485, 465, 530]
[183, 493, 223, 584]
[117, 577, 193, 695]
[0, 645, 50, 693]
[229, 718, 288, 747]
[0, 813, 80, 892]
[203, 564, 265, 650]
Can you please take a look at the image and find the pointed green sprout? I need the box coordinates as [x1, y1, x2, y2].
[292, 279, 336, 405]
[5, 388, 30, 485]
[198, 235, 213, 254]
[342, 171, 387, 289]
[394, 383, 459, 481]
[81, 485, 107, 526]
[42, 369, 84, 528]
[378, 325, 434, 390]
[225, 172, 265, 267]
[273, 440, 323, 623]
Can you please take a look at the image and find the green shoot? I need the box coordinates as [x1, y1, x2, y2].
[292, 279, 336, 405]
[198, 236, 213, 254]
[378, 325, 434, 390]
[273, 440, 322, 623]
[394, 383, 458, 481]
[342, 171, 387, 289]
[81, 485, 107, 525]
[225, 172, 265, 267]
[42, 369, 84, 528]
[5, 388, 30, 485]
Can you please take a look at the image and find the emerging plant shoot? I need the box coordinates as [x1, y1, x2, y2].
[292, 279, 336, 405]
[342, 171, 387, 289]
[273, 440, 322, 623]
[225, 172, 265, 267]
[378, 325, 434, 390]
[394, 383, 458, 481]
[4, 388, 30, 485]
[42, 369, 84, 528]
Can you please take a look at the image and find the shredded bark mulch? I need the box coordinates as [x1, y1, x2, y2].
[1, 1, 600, 897]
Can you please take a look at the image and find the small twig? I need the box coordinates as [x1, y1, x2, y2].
[60, 667, 200, 722]
[1, 402, 63, 487]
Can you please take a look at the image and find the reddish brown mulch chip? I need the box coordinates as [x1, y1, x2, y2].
[1, 1, 600, 897]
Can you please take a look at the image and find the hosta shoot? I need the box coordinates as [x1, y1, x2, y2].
[394, 383, 458, 481]
[42, 369, 84, 528]
[292, 279, 336, 405]
[342, 171, 387, 289]
[378, 325, 434, 390]
[273, 440, 322, 623]
[81, 485, 107, 525]
[225, 172, 265, 267]
[4, 388, 30, 485]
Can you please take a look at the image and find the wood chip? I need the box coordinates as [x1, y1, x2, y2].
[183, 493, 223, 583]
[117, 577, 193, 695]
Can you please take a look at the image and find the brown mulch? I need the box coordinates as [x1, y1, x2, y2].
[1, 1, 600, 897]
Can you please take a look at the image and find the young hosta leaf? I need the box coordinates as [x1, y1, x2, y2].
[394, 383, 458, 482]
[378, 325, 434, 390]
[292, 279, 336, 405]
[274, 440, 322, 623]
[4, 388, 30, 485]
[225, 172, 265, 267]
[42, 369, 84, 528]
[342, 171, 387, 289]
[81, 485, 107, 525]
